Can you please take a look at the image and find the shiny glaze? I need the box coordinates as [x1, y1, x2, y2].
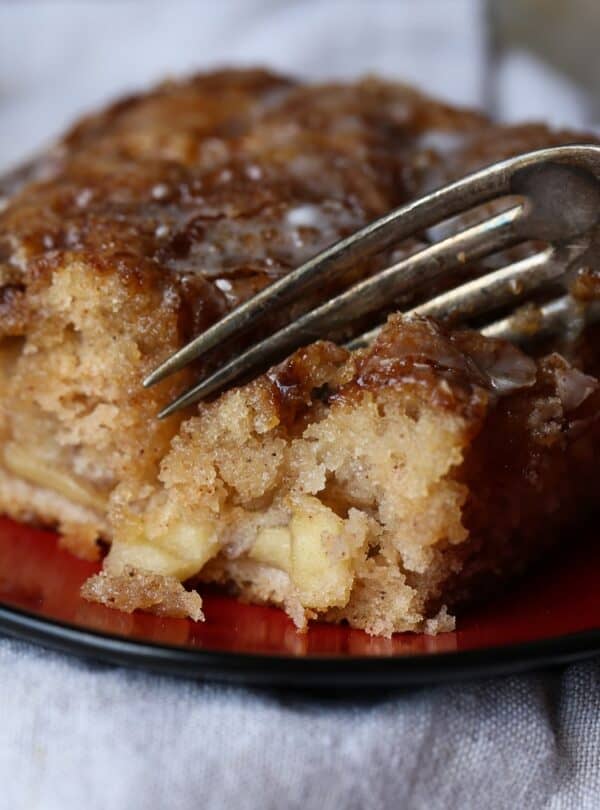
[2, 69, 591, 348]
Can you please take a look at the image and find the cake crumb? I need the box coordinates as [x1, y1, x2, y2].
[81, 567, 204, 621]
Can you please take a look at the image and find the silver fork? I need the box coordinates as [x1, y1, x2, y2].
[145, 145, 600, 418]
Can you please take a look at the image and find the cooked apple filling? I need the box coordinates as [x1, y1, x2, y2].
[3, 443, 108, 514]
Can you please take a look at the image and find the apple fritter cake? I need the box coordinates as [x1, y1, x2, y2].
[1, 69, 598, 635]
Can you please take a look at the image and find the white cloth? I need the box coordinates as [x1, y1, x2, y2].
[1, 639, 599, 810]
[0, 3, 598, 808]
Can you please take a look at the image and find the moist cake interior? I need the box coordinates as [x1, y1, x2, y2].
[83, 316, 600, 635]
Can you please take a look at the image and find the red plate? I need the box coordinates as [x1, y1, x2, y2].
[0, 515, 598, 686]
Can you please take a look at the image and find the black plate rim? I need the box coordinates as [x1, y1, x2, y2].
[1, 601, 599, 687]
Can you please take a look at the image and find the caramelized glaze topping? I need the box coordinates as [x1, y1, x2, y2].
[0, 69, 492, 343]
[265, 314, 543, 432]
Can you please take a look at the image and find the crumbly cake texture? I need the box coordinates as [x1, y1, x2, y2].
[83, 315, 600, 635]
[1, 69, 599, 634]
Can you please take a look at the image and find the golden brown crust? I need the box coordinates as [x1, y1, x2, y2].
[0, 70, 487, 348]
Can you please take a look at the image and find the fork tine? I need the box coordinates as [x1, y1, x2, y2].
[481, 295, 600, 343]
[346, 247, 556, 349]
[412, 247, 559, 323]
[347, 240, 591, 349]
[157, 205, 526, 417]
[145, 144, 600, 389]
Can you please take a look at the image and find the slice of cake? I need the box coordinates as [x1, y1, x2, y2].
[1, 69, 598, 635]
